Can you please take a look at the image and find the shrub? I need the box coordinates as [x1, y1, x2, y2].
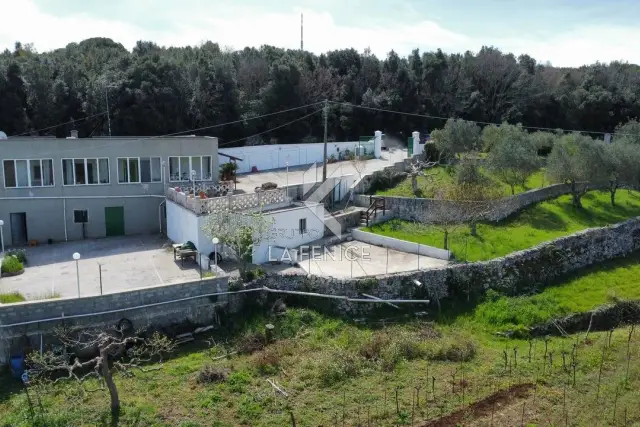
[196, 366, 230, 384]
[253, 345, 281, 375]
[359, 331, 392, 361]
[317, 348, 361, 386]
[261, 182, 278, 190]
[1, 256, 24, 274]
[5, 249, 27, 264]
[227, 370, 252, 393]
[429, 335, 477, 362]
[237, 331, 266, 354]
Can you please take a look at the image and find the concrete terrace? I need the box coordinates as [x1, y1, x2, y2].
[0, 235, 203, 300]
[233, 148, 408, 193]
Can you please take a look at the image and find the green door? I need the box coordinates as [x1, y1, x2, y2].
[407, 137, 414, 157]
[105, 206, 125, 237]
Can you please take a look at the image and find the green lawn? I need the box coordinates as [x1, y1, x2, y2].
[375, 167, 549, 198]
[367, 190, 640, 261]
[464, 252, 640, 331]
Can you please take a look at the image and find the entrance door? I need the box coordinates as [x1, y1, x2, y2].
[10, 213, 28, 246]
[105, 207, 125, 237]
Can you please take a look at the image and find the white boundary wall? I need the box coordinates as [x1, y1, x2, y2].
[219, 141, 372, 174]
[351, 229, 450, 260]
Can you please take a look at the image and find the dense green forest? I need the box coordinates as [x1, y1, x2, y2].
[1, 38, 639, 145]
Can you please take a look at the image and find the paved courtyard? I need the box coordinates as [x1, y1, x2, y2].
[298, 240, 448, 278]
[234, 148, 408, 193]
[0, 235, 203, 300]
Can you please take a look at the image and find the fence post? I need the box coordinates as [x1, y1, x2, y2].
[98, 263, 103, 295]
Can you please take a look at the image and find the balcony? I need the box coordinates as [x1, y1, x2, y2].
[166, 184, 290, 215]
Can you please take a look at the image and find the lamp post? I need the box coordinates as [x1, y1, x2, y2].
[72, 252, 81, 297]
[191, 170, 196, 195]
[212, 237, 219, 272]
[0, 219, 4, 254]
[285, 161, 289, 198]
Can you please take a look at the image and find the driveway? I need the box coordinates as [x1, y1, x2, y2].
[297, 239, 448, 278]
[0, 235, 204, 300]
[233, 148, 408, 193]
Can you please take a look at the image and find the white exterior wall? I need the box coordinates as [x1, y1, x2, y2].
[351, 229, 451, 260]
[219, 141, 365, 174]
[166, 201, 217, 266]
[252, 204, 326, 264]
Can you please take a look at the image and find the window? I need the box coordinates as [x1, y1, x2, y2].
[73, 210, 88, 223]
[62, 158, 109, 186]
[168, 156, 213, 182]
[140, 157, 161, 183]
[3, 159, 54, 188]
[118, 157, 161, 184]
[299, 218, 307, 235]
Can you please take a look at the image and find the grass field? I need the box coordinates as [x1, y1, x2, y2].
[367, 190, 640, 261]
[375, 167, 548, 198]
[2, 298, 640, 426]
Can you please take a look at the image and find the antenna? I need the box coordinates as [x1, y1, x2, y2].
[301, 13, 304, 51]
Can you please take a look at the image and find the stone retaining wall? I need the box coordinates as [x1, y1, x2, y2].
[250, 217, 640, 315]
[356, 183, 591, 224]
[0, 277, 229, 364]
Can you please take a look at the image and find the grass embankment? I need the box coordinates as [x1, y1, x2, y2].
[463, 251, 640, 331]
[375, 167, 548, 198]
[368, 190, 640, 261]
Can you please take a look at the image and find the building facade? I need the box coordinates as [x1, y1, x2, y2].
[0, 134, 219, 246]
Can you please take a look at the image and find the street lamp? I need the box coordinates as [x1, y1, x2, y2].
[191, 169, 197, 195]
[285, 161, 289, 197]
[212, 237, 219, 272]
[0, 219, 4, 254]
[72, 252, 81, 297]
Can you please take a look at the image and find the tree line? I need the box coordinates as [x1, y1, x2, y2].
[1, 38, 640, 145]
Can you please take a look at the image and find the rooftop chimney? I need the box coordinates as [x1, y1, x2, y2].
[69, 130, 78, 139]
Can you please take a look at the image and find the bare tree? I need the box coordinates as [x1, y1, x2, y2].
[203, 209, 273, 275]
[407, 158, 438, 196]
[27, 325, 175, 416]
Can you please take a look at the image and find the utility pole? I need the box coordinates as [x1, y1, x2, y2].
[322, 99, 328, 181]
[105, 87, 112, 138]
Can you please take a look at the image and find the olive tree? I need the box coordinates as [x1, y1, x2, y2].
[604, 142, 640, 206]
[27, 326, 175, 416]
[546, 134, 607, 208]
[486, 126, 539, 195]
[614, 119, 640, 145]
[431, 118, 481, 161]
[203, 209, 273, 275]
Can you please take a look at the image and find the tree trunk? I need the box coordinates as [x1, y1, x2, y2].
[470, 222, 477, 236]
[443, 230, 449, 250]
[610, 181, 617, 207]
[100, 349, 120, 414]
[412, 175, 418, 194]
[570, 181, 583, 208]
[510, 184, 515, 196]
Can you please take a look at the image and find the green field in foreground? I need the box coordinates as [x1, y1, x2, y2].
[375, 168, 548, 198]
[367, 190, 640, 261]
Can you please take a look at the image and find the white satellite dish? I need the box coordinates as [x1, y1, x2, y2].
[0, 131, 7, 140]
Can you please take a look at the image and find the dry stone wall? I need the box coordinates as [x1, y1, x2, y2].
[356, 183, 592, 224]
[250, 217, 640, 315]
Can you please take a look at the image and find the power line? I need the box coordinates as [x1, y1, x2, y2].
[218, 108, 322, 148]
[22, 102, 325, 157]
[11, 112, 109, 137]
[328, 101, 634, 137]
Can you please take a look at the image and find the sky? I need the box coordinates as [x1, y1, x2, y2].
[1, 0, 640, 67]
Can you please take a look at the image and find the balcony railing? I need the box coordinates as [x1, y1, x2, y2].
[167, 185, 289, 215]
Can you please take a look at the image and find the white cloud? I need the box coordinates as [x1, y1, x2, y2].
[0, 0, 639, 67]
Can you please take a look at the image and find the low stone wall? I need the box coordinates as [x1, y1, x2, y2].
[0, 277, 229, 364]
[249, 217, 640, 315]
[365, 183, 590, 224]
[351, 229, 450, 260]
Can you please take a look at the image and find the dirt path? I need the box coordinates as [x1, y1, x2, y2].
[418, 383, 534, 427]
